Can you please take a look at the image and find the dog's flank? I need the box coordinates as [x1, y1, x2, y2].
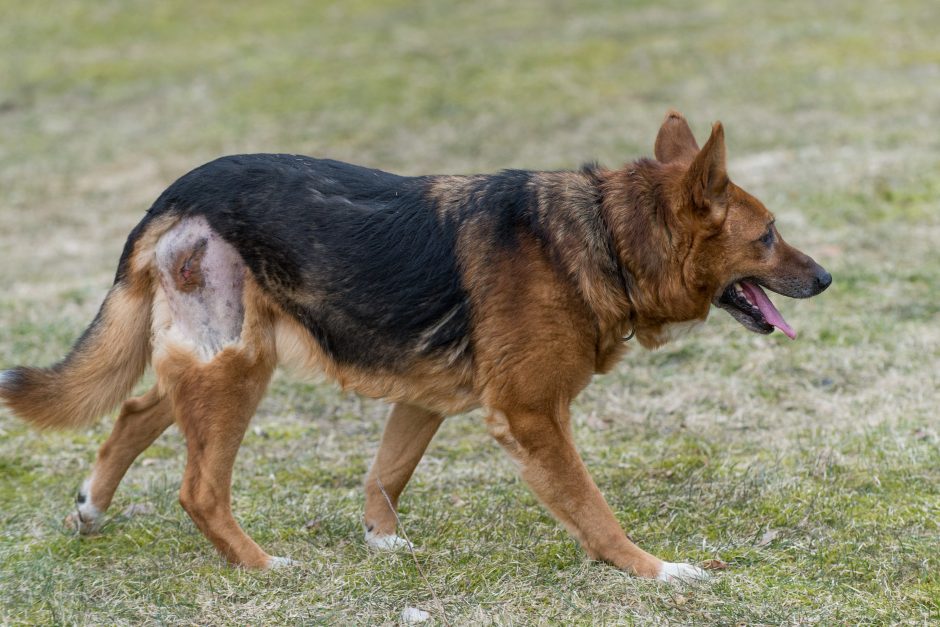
[136, 155, 634, 373]
[0, 111, 830, 581]
[149, 155, 472, 371]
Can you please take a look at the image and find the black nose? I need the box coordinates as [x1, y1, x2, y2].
[815, 269, 832, 293]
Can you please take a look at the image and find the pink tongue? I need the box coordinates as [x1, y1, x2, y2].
[741, 282, 797, 339]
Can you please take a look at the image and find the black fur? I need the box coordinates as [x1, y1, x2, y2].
[0, 367, 26, 394]
[121, 155, 566, 370]
[139, 155, 468, 369]
[459, 169, 539, 248]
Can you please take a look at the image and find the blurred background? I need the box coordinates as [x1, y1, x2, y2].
[2, 1, 939, 285]
[1, 1, 938, 624]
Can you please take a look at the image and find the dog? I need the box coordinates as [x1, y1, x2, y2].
[0, 111, 830, 581]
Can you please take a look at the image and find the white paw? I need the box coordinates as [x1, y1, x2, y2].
[365, 530, 413, 551]
[267, 556, 300, 569]
[657, 561, 709, 583]
[64, 506, 102, 535]
[65, 478, 103, 535]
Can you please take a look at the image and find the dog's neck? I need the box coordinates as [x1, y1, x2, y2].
[520, 166, 633, 341]
[595, 159, 706, 348]
[512, 161, 708, 354]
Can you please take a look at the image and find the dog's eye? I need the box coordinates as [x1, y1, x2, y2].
[759, 229, 774, 246]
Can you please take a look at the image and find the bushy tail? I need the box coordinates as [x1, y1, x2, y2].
[0, 212, 175, 430]
[0, 281, 153, 430]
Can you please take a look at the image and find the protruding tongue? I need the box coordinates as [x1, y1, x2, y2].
[741, 281, 797, 339]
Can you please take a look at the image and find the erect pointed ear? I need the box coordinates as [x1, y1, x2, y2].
[654, 109, 700, 163]
[685, 122, 729, 213]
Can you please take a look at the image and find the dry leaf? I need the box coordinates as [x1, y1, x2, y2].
[702, 559, 729, 570]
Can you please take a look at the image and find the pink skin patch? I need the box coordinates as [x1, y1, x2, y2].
[741, 282, 797, 339]
[155, 217, 246, 355]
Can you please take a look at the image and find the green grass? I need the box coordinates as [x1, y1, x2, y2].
[2, 0, 940, 624]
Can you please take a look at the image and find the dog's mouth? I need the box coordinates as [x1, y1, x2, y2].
[715, 280, 796, 339]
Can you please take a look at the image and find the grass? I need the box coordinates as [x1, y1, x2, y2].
[1, 0, 939, 624]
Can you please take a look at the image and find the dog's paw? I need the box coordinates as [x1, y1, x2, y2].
[64, 490, 103, 535]
[656, 561, 709, 583]
[65, 478, 103, 535]
[267, 556, 300, 569]
[64, 508, 102, 535]
[365, 530, 413, 551]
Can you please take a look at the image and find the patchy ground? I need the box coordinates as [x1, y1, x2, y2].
[1, 0, 938, 624]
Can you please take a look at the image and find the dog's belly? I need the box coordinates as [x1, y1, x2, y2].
[273, 310, 480, 415]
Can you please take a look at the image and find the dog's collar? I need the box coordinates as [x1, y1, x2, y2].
[617, 265, 637, 343]
[604, 227, 639, 343]
[622, 322, 636, 343]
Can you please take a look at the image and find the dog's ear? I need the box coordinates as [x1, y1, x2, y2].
[684, 122, 729, 221]
[654, 110, 700, 163]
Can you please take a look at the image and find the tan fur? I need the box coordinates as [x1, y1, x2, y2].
[485, 409, 662, 576]
[363, 403, 444, 537]
[426, 174, 487, 220]
[461, 232, 665, 576]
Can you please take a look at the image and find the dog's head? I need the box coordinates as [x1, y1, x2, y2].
[651, 110, 831, 339]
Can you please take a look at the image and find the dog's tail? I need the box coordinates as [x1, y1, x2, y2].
[0, 214, 174, 430]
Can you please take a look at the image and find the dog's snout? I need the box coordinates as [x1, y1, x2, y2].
[815, 269, 832, 293]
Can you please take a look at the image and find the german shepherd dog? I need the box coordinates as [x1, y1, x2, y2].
[0, 111, 830, 581]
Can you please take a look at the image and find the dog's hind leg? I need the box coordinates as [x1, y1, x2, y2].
[363, 403, 444, 549]
[66, 386, 174, 534]
[168, 345, 279, 568]
[152, 218, 286, 568]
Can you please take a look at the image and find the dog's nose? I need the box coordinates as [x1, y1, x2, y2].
[815, 270, 832, 293]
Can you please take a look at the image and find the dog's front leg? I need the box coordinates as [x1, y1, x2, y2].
[485, 408, 706, 582]
[363, 402, 444, 549]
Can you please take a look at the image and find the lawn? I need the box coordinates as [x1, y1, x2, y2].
[1, 0, 939, 624]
